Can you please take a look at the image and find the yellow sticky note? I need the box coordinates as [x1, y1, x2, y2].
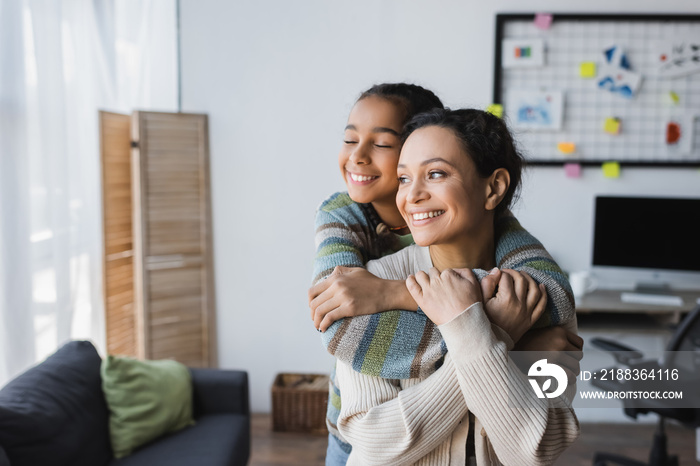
[486, 104, 503, 119]
[604, 117, 621, 135]
[669, 91, 680, 105]
[602, 162, 620, 178]
[557, 142, 576, 154]
[579, 62, 596, 78]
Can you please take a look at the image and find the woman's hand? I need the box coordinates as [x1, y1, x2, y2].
[405, 267, 483, 326]
[308, 266, 409, 332]
[479, 268, 547, 344]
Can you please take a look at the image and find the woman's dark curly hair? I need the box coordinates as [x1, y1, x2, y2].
[402, 108, 524, 215]
[358, 83, 444, 126]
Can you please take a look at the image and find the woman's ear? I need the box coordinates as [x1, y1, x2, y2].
[484, 168, 510, 211]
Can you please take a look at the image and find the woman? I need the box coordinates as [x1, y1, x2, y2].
[334, 108, 579, 465]
[310, 84, 580, 464]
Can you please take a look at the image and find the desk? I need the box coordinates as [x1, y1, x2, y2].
[576, 289, 700, 322]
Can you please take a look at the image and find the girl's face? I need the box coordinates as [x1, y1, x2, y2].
[396, 125, 491, 247]
[338, 95, 404, 205]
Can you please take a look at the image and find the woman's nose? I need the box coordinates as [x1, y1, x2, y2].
[348, 142, 370, 165]
[406, 179, 428, 204]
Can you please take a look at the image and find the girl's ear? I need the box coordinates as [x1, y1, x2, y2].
[484, 168, 510, 211]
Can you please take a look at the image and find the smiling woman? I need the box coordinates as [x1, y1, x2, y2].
[332, 108, 580, 465]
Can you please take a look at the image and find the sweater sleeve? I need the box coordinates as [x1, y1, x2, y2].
[494, 213, 576, 328]
[439, 305, 580, 466]
[312, 193, 371, 285]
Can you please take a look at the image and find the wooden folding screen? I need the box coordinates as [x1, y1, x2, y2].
[100, 111, 217, 368]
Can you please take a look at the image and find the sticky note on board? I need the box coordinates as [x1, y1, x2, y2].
[557, 142, 576, 154]
[669, 91, 680, 105]
[564, 163, 582, 178]
[486, 104, 503, 118]
[534, 13, 553, 30]
[604, 117, 621, 135]
[602, 162, 620, 178]
[666, 122, 681, 144]
[579, 62, 597, 78]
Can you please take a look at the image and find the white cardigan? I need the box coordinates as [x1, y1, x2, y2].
[335, 245, 579, 466]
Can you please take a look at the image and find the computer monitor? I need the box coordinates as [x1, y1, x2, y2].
[592, 196, 700, 291]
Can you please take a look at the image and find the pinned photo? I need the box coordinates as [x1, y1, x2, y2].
[506, 90, 564, 131]
[597, 45, 642, 99]
[502, 38, 545, 68]
[653, 38, 700, 78]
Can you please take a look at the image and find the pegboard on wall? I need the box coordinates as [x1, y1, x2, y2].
[493, 14, 700, 166]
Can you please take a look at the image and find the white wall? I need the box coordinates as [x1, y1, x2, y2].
[180, 0, 700, 413]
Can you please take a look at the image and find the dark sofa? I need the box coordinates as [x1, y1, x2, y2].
[0, 341, 250, 466]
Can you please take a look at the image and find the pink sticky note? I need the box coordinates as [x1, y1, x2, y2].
[534, 13, 553, 30]
[564, 163, 581, 178]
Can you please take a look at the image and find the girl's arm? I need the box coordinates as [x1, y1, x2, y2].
[312, 213, 575, 332]
[310, 193, 415, 331]
[495, 213, 575, 327]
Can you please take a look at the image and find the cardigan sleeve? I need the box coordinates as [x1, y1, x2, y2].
[439, 305, 580, 466]
[335, 302, 580, 466]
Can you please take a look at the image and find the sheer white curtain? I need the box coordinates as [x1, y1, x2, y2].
[0, 0, 177, 385]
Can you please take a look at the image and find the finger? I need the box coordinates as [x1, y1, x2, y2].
[479, 271, 501, 300]
[504, 269, 527, 301]
[332, 265, 348, 276]
[530, 283, 548, 324]
[313, 297, 341, 329]
[523, 273, 541, 312]
[406, 275, 423, 300]
[415, 270, 431, 289]
[565, 330, 585, 351]
[308, 277, 332, 305]
[452, 267, 479, 285]
[309, 286, 333, 318]
[428, 267, 440, 280]
[498, 271, 515, 297]
[320, 309, 345, 333]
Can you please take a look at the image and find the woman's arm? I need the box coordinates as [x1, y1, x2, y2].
[409, 268, 580, 466]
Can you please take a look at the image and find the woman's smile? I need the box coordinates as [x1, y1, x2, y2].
[407, 209, 446, 226]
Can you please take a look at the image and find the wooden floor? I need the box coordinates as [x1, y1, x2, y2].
[250, 414, 698, 465]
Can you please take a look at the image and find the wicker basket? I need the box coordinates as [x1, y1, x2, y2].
[271, 373, 329, 434]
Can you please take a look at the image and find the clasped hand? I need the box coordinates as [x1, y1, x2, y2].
[406, 267, 547, 344]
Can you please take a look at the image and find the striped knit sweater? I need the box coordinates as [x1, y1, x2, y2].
[312, 192, 575, 453]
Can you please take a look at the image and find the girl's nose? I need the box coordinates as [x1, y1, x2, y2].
[349, 142, 371, 165]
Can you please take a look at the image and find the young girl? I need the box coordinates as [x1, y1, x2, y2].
[310, 84, 580, 464]
[334, 108, 579, 465]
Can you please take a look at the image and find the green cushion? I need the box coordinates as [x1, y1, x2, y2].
[101, 355, 195, 458]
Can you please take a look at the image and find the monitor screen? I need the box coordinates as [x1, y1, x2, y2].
[592, 196, 700, 272]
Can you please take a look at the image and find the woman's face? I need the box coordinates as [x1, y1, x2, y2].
[338, 95, 404, 205]
[396, 125, 491, 247]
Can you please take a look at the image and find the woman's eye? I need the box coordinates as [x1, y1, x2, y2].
[428, 171, 446, 180]
[398, 175, 410, 184]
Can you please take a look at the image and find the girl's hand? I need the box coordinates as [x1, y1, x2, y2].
[480, 268, 547, 344]
[405, 267, 483, 326]
[308, 266, 403, 332]
[514, 326, 584, 386]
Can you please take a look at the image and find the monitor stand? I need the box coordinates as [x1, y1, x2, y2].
[620, 283, 684, 307]
[635, 282, 672, 294]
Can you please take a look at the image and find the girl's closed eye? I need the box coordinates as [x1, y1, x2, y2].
[344, 140, 358, 145]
